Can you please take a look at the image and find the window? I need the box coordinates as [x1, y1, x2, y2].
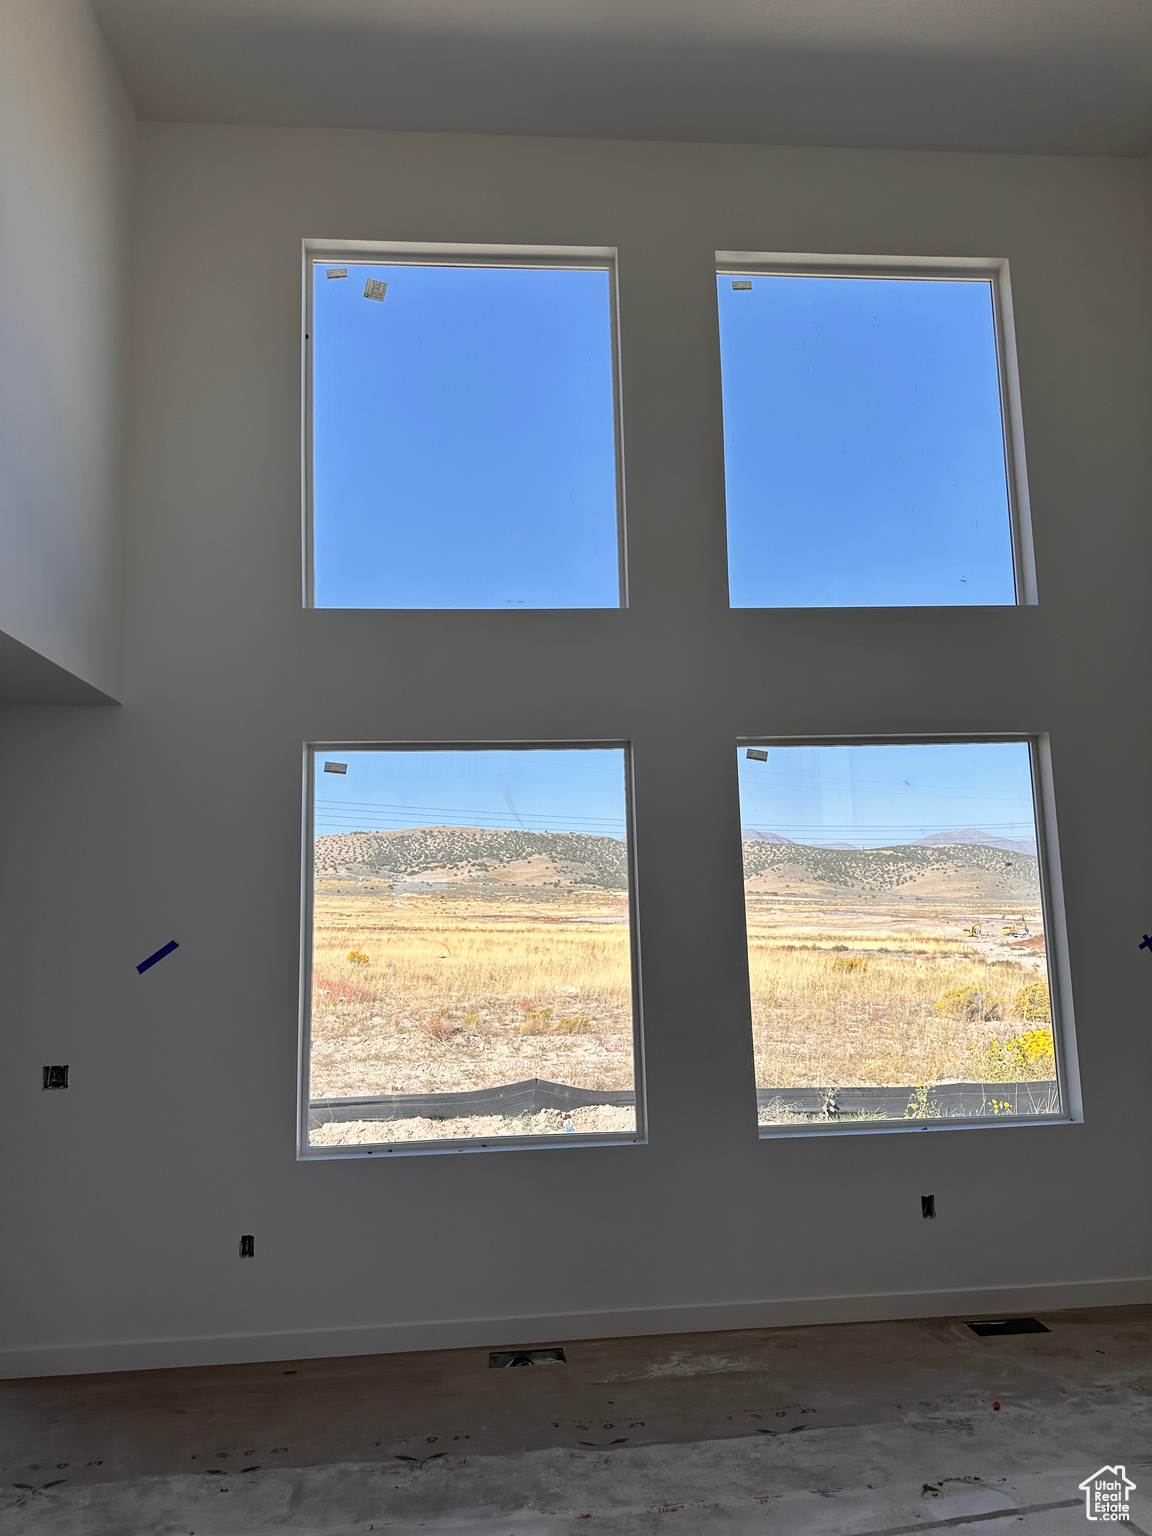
[737, 739, 1068, 1129]
[717, 262, 1026, 607]
[299, 243, 1077, 1156]
[306, 247, 623, 609]
[303, 744, 641, 1153]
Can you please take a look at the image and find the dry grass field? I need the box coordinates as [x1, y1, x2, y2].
[746, 898, 1054, 1096]
[307, 879, 1056, 1145]
[308, 887, 635, 1111]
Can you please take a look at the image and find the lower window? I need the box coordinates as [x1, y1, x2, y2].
[302, 743, 641, 1153]
[737, 739, 1065, 1130]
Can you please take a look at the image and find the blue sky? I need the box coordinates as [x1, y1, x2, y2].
[314, 747, 629, 839]
[312, 743, 1037, 852]
[311, 262, 619, 608]
[718, 274, 1016, 607]
[313, 262, 1016, 611]
[736, 741, 1038, 849]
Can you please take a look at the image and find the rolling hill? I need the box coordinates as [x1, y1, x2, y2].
[911, 828, 1037, 857]
[742, 839, 1041, 906]
[315, 826, 1040, 906]
[315, 826, 629, 890]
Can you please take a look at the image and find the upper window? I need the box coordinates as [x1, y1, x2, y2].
[306, 249, 623, 609]
[717, 265, 1023, 608]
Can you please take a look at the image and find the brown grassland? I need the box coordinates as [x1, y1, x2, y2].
[308, 884, 1055, 1143]
[745, 898, 1054, 1095]
[309, 887, 635, 1103]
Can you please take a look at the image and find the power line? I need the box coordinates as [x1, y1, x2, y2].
[313, 814, 626, 837]
[741, 820, 1034, 833]
[314, 796, 625, 829]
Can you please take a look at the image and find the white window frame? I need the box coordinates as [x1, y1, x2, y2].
[735, 732, 1081, 1138]
[301, 240, 629, 611]
[715, 252, 1038, 608]
[298, 739, 648, 1159]
[296, 241, 1081, 1159]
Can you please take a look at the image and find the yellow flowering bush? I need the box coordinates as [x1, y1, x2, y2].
[1010, 1027, 1055, 1063]
[346, 949, 370, 964]
[974, 1027, 1055, 1081]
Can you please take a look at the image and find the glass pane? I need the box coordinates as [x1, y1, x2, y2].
[307, 746, 637, 1149]
[718, 274, 1017, 607]
[311, 262, 620, 608]
[738, 742, 1060, 1127]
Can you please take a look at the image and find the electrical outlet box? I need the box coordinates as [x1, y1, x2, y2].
[42, 1065, 69, 1090]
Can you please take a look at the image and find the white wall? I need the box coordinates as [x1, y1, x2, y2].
[0, 0, 135, 699]
[2, 125, 1150, 1376]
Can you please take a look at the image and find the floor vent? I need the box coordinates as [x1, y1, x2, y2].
[967, 1317, 1050, 1336]
[489, 1347, 566, 1368]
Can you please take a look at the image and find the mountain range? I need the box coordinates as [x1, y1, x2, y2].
[741, 826, 1037, 857]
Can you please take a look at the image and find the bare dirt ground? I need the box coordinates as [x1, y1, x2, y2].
[310, 1103, 637, 1145]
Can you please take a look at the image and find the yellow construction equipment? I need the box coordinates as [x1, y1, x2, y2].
[1001, 917, 1029, 936]
[963, 920, 982, 938]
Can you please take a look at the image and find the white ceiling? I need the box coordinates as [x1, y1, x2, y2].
[90, 0, 1152, 156]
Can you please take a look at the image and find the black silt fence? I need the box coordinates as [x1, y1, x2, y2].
[308, 1077, 1059, 1128]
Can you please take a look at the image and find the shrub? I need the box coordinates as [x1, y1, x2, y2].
[831, 955, 867, 972]
[552, 1016, 590, 1034]
[1009, 1028, 1055, 1064]
[519, 1009, 592, 1036]
[419, 1015, 461, 1041]
[1013, 978, 1050, 1021]
[519, 1007, 554, 1035]
[973, 1028, 1055, 1081]
[346, 949, 370, 964]
[904, 1083, 940, 1119]
[317, 970, 378, 1005]
[936, 985, 1001, 1021]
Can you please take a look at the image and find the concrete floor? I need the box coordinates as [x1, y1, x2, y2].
[2, 1305, 1150, 1534]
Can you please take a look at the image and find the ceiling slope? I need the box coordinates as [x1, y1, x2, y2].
[90, 0, 1152, 155]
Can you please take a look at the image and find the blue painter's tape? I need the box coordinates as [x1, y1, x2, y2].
[137, 940, 179, 975]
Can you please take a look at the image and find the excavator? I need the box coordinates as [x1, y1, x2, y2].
[962, 920, 982, 938]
